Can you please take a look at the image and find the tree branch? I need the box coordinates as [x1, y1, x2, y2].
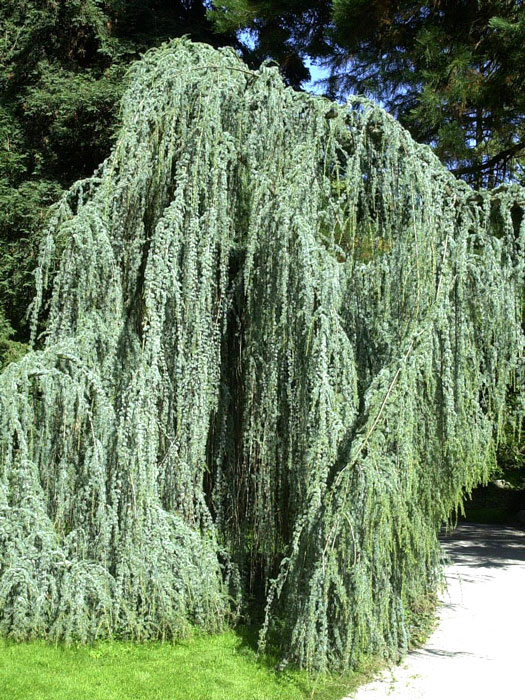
[452, 139, 525, 176]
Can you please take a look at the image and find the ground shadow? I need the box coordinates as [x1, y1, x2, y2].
[440, 523, 525, 569]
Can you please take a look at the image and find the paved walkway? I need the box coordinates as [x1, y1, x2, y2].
[346, 523, 525, 700]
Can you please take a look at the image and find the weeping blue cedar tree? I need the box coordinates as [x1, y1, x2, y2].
[0, 39, 523, 670]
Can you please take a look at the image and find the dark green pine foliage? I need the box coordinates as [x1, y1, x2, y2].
[0, 40, 524, 670]
[0, 0, 235, 350]
[329, 0, 525, 188]
[210, 1, 525, 187]
[1, 0, 123, 342]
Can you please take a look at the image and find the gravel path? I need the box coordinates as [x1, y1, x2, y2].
[346, 523, 525, 700]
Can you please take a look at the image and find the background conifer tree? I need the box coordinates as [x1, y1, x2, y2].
[0, 0, 237, 355]
[210, 0, 525, 186]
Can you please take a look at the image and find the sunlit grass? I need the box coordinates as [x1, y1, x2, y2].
[0, 629, 380, 700]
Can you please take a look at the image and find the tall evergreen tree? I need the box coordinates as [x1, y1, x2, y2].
[0, 1, 236, 353]
[210, 1, 525, 187]
[0, 40, 523, 670]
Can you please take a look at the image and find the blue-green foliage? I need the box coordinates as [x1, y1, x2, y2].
[0, 39, 523, 670]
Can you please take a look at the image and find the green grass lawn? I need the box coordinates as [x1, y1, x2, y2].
[0, 630, 378, 700]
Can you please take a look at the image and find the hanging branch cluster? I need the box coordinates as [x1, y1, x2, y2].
[0, 39, 523, 669]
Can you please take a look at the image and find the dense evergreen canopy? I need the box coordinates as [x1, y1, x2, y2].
[0, 0, 236, 353]
[0, 40, 523, 670]
[212, 0, 525, 187]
